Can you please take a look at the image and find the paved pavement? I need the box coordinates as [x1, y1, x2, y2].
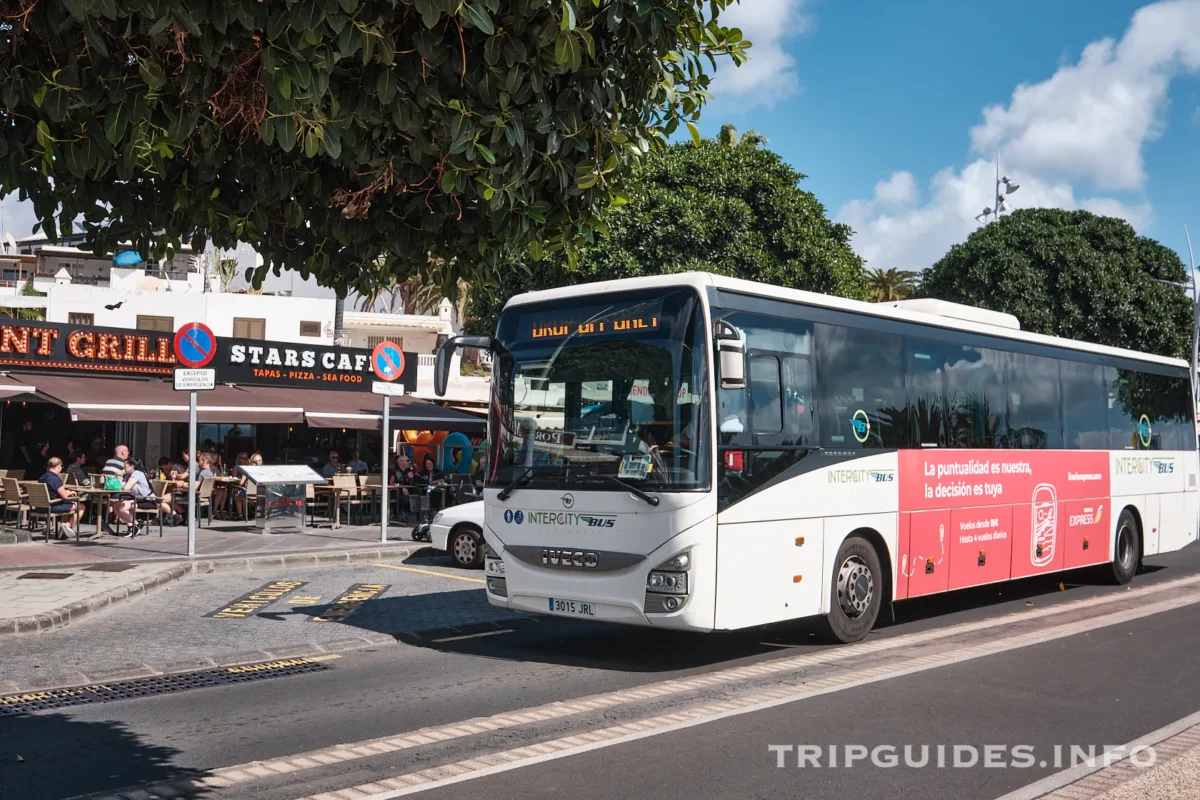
[0, 562, 172, 621]
[0, 518, 410, 570]
[0, 554, 518, 689]
[4, 545, 1199, 800]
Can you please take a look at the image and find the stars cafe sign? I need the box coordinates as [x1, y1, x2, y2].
[0, 320, 416, 392]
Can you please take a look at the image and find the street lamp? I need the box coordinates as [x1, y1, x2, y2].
[974, 153, 1019, 224]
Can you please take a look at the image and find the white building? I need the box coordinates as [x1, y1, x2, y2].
[0, 239, 490, 406]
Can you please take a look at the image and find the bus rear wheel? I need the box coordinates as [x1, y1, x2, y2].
[819, 535, 883, 644]
[1103, 510, 1140, 585]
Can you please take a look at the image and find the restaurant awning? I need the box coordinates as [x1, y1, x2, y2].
[11, 372, 485, 432]
[304, 392, 487, 433]
[0, 375, 38, 399]
[18, 374, 306, 423]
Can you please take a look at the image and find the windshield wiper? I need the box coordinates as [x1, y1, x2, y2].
[594, 474, 660, 506]
[497, 467, 535, 502]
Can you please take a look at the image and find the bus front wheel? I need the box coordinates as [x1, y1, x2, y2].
[820, 535, 883, 644]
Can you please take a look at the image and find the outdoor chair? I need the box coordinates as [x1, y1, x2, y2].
[7, 469, 24, 480]
[135, 480, 169, 537]
[2, 477, 29, 528]
[176, 476, 215, 527]
[332, 474, 359, 524]
[245, 480, 259, 521]
[26, 482, 77, 542]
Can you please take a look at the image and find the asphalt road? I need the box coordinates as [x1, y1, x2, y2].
[3, 545, 1200, 800]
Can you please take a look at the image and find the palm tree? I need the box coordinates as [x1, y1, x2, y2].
[716, 123, 768, 149]
[865, 267, 919, 302]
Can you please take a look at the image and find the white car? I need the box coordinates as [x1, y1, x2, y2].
[422, 500, 485, 569]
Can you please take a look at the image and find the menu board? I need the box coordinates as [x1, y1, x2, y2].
[239, 465, 327, 485]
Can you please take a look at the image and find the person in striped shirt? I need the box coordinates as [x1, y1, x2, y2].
[103, 444, 130, 477]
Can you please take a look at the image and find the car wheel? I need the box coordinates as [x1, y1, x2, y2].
[450, 526, 484, 569]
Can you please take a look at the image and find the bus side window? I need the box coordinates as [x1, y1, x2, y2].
[748, 355, 783, 437]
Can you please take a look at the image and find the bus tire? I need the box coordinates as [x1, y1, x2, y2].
[1104, 509, 1140, 585]
[819, 535, 883, 644]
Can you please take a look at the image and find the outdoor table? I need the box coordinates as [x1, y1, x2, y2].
[75, 486, 124, 537]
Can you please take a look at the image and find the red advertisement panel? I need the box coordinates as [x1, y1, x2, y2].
[899, 510, 950, 598]
[899, 450, 1110, 512]
[900, 450, 1111, 586]
[948, 506, 1013, 590]
[1060, 499, 1111, 569]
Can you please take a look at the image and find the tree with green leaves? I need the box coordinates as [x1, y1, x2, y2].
[919, 208, 1192, 359]
[467, 131, 868, 333]
[865, 267, 918, 302]
[0, 0, 749, 299]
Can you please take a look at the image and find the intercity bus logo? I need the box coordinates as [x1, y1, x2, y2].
[1137, 414, 1153, 448]
[509, 510, 616, 528]
[1115, 456, 1175, 476]
[850, 409, 871, 443]
[828, 469, 896, 484]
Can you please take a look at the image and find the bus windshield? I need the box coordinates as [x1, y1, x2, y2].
[489, 287, 710, 492]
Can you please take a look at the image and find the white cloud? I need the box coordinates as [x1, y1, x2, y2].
[872, 172, 917, 207]
[839, 0, 1196, 271]
[710, 0, 811, 107]
[837, 159, 1153, 271]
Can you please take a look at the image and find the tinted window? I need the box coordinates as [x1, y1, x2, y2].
[816, 324, 904, 449]
[1005, 353, 1063, 448]
[945, 344, 1007, 448]
[783, 356, 816, 443]
[749, 355, 783, 434]
[1110, 369, 1194, 451]
[1061, 360, 1110, 449]
[904, 338, 947, 448]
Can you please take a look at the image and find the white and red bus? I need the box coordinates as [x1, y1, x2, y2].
[436, 272, 1199, 642]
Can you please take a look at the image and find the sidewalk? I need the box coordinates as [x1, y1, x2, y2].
[0, 518, 411, 571]
[0, 519, 425, 636]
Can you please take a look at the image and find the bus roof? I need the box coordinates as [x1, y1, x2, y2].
[502, 271, 1189, 370]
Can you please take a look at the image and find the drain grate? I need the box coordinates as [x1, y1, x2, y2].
[83, 563, 136, 572]
[0, 656, 336, 716]
[17, 572, 73, 580]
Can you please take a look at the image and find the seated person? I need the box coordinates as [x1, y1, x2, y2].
[321, 450, 341, 478]
[65, 450, 92, 488]
[113, 458, 173, 536]
[39, 456, 83, 540]
[347, 450, 369, 474]
[417, 455, 441, 486]
[390, 454, 416, 519]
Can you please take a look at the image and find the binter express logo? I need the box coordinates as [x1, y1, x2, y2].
[828, 469, 896, 485]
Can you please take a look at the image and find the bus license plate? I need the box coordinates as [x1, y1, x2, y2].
[548, 598, 596, 617]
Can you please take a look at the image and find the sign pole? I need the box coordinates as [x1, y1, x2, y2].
[381, 394, 390, 543]
[187, 389, 197, 557]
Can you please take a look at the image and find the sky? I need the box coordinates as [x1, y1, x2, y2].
[705, 0, 1200, 272]
[3, 0, 1199, 294]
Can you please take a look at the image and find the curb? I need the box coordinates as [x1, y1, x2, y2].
[0, 542, 425, 637]
[0, 633, 401, 695]
[2, 615, 535, 696]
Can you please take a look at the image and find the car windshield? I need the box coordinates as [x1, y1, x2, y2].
[488, 287, 710, 492]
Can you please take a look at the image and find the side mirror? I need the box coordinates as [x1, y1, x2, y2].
[714, 320, 745, 390]
[434, 335, 494, 396]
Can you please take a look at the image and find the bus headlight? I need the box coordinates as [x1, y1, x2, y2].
[646, 571, 688, 595]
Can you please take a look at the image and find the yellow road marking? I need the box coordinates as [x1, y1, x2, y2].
[373, 563, 486, 584]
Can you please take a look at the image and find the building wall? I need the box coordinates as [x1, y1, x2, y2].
[43, 284, 337, 343]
